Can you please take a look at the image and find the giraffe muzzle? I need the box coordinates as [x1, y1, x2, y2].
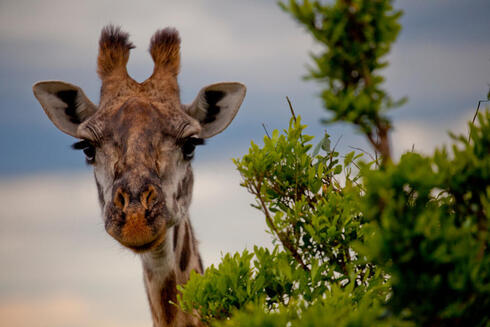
[106, 183, 167, 252]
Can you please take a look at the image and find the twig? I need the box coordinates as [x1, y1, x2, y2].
[286, 96, 297, 122]
[262, 123, 271, 139]
[254, 181, 309, 272]
[325, 135, 342, 165]
[348, 145, 376, 162]
[332, 135, 343, 153]
[468, 99, 489, 142]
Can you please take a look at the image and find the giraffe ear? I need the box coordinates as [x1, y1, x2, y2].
[185, 82, 246, 139]
[33, 81, 98, 137]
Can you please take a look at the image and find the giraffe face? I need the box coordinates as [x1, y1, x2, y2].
[32, 26, 246, 253]
[75, 97, 201, 252]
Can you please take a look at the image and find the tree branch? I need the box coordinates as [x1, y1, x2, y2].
[254, 181, 310, 272]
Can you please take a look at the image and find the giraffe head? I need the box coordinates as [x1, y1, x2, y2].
[33, 26, 246, 253]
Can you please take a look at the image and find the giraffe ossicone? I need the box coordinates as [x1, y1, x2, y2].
[33, 25, 246, 327]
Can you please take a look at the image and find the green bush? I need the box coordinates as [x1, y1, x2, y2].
[179, 118, 387, 324]
[361, 112, 490, 325]
[180, 118, 395, 325]
[179, 0, 489, 325]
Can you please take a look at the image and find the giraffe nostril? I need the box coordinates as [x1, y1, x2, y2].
[141, 184, 157, 210]
[114, 187, 128, 210]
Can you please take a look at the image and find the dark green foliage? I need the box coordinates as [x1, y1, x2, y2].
[280, 0, 406, 160]
[361, 111, 490, 325]
[178, 0, 489, 325]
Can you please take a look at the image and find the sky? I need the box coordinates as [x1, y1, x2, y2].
[0, 0, 489, 326]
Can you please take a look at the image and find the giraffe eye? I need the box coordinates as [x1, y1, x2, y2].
[72, 140, 96, 164]
[83, 146, 96, 163]
[182, 137, 204, 161]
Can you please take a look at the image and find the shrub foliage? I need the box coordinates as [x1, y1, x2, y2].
[179, 0, 490, 326]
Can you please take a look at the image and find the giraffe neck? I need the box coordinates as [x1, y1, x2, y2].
[141, 215, 203, 327]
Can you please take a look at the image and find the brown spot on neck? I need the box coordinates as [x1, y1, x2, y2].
[173, 224, 180, 251]
[179, 222, 191, 272]
[161, 271, 178, 325]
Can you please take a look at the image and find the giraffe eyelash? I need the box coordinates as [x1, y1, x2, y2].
[72, 140, 96, 164]
[181, 137, 205, 161]
[188, 137, 205, 146]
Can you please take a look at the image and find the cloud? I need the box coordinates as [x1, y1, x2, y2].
[391, 107, 474, 158]
[0, 0, 312, 89]
[386, 41, 490, 101]
[0, 293, 150, 327]
[0, 294, 89, 327]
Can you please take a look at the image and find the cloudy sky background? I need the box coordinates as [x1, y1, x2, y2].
[0, 0, 489, 326]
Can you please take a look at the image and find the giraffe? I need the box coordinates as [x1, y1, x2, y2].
[32, 25, 246, 327]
